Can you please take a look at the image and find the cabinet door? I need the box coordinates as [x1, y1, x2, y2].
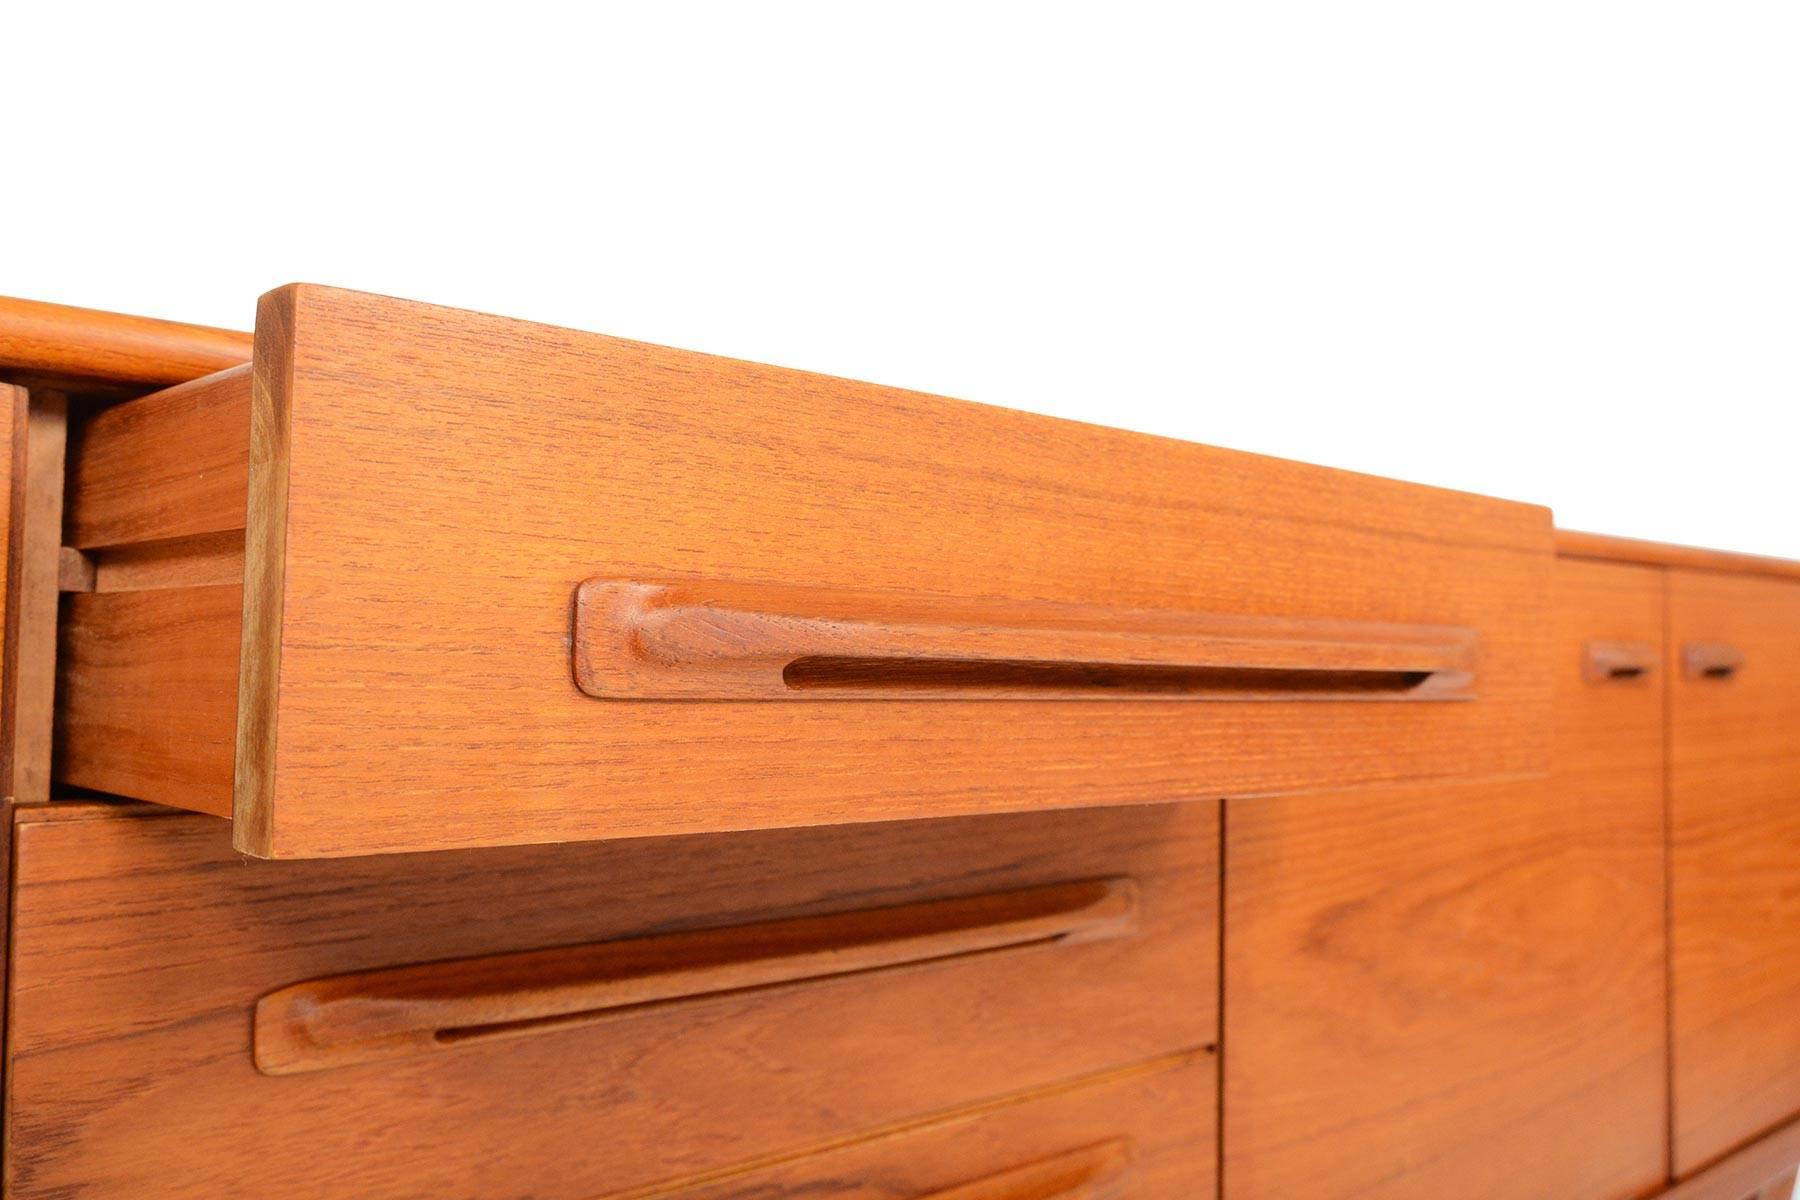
[1670, 569, 1800, 1175]
[1224, 557, 1667, 1199]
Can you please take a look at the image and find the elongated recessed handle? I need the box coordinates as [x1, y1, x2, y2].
[920, 1142, 1132, 1200]
[572, 579, 1477, 701]
[1584, 640, 1657, 683]
[1684, 642, 1745, 681]
[254, 878, 1136, 1076]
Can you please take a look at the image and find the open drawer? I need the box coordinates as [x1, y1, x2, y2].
[55, 284, 1552, 858]
[4, 800, 1215, 1199]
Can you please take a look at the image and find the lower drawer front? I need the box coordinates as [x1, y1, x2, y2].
[4, 801, 1216, 1199]
[658, 1052, 1215, 1200]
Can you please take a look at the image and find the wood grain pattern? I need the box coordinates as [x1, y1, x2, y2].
[234, 287, 295, 855]
[1223, 556, 1667, 1199]
[231, 283, 1550, 857]
[1750, 1170, 1799, 1200]
[10, 394, 65, 805]
[4, 800, 1216, 1199]
[0, 294, 252, 388]
[575, 577, 1477, 701]
[1558, 528, 1800, 584]
[1658, 1110, 1800, 1200]
[55, 585, 241, 814]
[253, 877, 1138, 1075]
[914, 1141, 1130, 1200]
[0, 386, 23, 1163]
[63, 363, 250, 549]
[1668, 570, 1800, 1175]
[0, 385, 25, 798]
[618, 1053, 1213, 1200]
[59, 530, 244, 594]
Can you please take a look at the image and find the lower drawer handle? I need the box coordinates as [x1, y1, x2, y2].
[1683, 642, 1744, 681]
[254, 877, 1136, 1075]
[920, 1141, 1132, 1200]
[573, 578, 1477, 701]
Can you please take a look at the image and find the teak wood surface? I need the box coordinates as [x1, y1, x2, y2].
[0, 295, 252, 390]
[56, 584, 242, 813]
[145, 283, 1551, 856]
[1559, 528, 1800, 585]
[63, 363, 251, 550]
[0, 385, 23, 799]
[1667, 569, 1800, 1175]
[571, 577, 1478, 701]
[4, 800, 1216, 1199]
[10, 394, 64, 806]
[252, 876, 1140, 1075]
[1223, 556, 1670, 1199]
[627, 1053, 1213, 1200]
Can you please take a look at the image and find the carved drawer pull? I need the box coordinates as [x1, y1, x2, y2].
[255, 878, 1136, 1075]
[919, 1141, 1132, 1200]
[574, 579, 1477, 702]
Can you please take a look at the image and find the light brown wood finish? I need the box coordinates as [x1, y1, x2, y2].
[1749, 1170, 1798, 1200]
[253, 876, 1138, 1075]
[1657, 1113, 1800, 1200]
[0, 386, 24, 1145]
[204, 283, 1548, 856]
[0, 385, 24, 798]
[1224, 557, 1668, 1199]
[1558, 529, 1800, 584]
[0, 295, 251, 389]
[50, 360, 254, 811]
[915, 1141, 1130, 1200]
[57, 530, 245, 594]
[56, 585, 241, 814]
[576, 578, 1478, 700]
[4, 800, 1216, 1198]
[631, 1053, 1213, 1200]
[10, 394, 66, 805]
[63, 363, 250, 549]
[1669, 570, 1800, 1174]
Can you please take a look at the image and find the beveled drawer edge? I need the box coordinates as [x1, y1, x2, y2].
[232, 286, 299, 860]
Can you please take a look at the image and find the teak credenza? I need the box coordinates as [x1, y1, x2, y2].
[0, 289, 1796, 1200]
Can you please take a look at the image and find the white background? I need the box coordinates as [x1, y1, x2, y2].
[6, 3, 1798, 558]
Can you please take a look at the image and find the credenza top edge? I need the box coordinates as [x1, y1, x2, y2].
[1555, 528, 1800, 583]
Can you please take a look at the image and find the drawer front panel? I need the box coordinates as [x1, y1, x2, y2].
[1223, 557, 1667, 1199]
[4, 801, 1215, 1199]
[1669, 569, 1800, 1174]
[655, 1053, 1215, 1200]
[232, 284, 1546, 856]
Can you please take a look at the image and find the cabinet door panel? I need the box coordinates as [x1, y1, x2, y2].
[1224, 558, 1667, 1198]
[1670, 569, 1800, 1175]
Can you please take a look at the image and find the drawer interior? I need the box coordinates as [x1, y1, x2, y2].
[55, 365, 249, 815]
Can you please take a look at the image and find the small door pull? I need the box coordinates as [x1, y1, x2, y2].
[919, 1141, 1132, 1200]
[1583, 641, 1657, 683]
[1683, 642, 1745, 681]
